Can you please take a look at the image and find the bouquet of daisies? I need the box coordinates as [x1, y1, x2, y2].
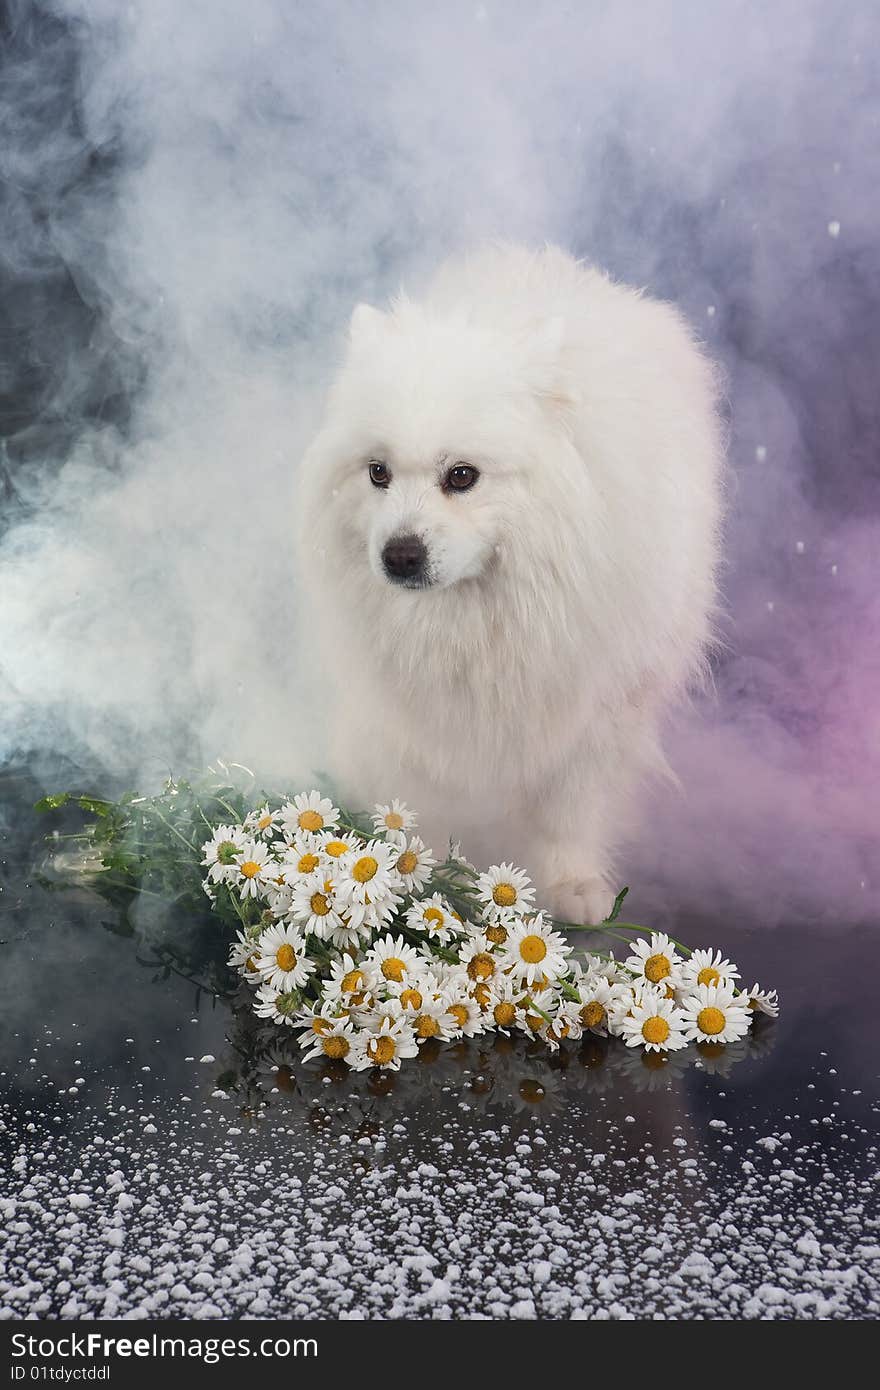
[201, 790, 778, 1073]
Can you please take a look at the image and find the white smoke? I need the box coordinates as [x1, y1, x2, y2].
[1, 0, 877, 920]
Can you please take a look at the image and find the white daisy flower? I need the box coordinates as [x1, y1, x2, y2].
[518, 987, 559, 1039]
[244, 804, 283, 839]
[482, 919, 512, 947]
[229, 839, 274, 900]
[298, 1015, 358, 1066]
[583, 950, 630, 987]
[201, 824, 247, 883]
[619, 988, 688, 1053]
[499, 913, 571, 986]
[336, 839, 399, 900]
[364, 933, 423, 985]
[254, 982, 303, 1028]
[390, 835, 437, 894]
[296, 995, 352, 1041]
[227, 928, 263, 984]
[678, 982, 752, 1044]
[317, 829, 362, 862]
[458, 933, 501, 987]
[574, 974, 626, 1036]
[371, 798, 417, 841]
[322, 953, 377, 1008]
[351, 1016, 419, 1071]
[404, 892, 457, 943]
[278, 791, 339, 837]
[624, 933, 684, 988]
[288, 870, 347, 939]
[743, 982, 780, 1018]
[278, 832, 326, 879]
[443, 994, 486, 1039]
[486, 975, 522, 1035]
[254, 922, 316, 992]
[408, 994, 457, 1043]
[322, 913, 374, 953]
[680, 947, 741, 991]
[385, 970, 444, 1015]
[476, 862, 536, 921]
[541, 999, 584, 1050]
[433, 961, 471, 995]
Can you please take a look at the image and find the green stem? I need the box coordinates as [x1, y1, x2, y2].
[149, 806, 197, 853]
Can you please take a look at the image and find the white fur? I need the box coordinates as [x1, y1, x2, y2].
[296, 244, 725, 923]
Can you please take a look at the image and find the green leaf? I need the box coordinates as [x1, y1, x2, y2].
[76, 796, 110, 817]
[35, 793, 70, 812]
[604, 886, 629, 923]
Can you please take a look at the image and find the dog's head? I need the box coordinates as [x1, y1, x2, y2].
[302, 298, 577, 594]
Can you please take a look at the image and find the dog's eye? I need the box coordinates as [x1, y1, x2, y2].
[368, 460, 390, 488]
[443, 463, 479, 493]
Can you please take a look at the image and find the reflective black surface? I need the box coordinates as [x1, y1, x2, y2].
[1, 768, 877, 1319]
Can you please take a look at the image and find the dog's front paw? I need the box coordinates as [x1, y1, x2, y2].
[544, 875, 616, 927]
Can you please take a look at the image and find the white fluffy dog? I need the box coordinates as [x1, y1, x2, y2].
[297, 244, 724, 923]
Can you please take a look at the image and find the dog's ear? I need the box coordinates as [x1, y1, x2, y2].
[348, 302, 385, 348]
[528, 316, 578, 418]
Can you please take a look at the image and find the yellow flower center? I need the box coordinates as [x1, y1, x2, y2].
[322, 1035, 349, 1059]
[384, 811, 404, 830]
[644, 953, 671, 983]
[416, 1015, 440, 1038]
[526, 1012, 543, 1032]
[352, 855, 379, 883]
[485, 923, 508, 945]
[493, 1002, 516, 1028]
[399, 988, 422, 1010]
[341, 969, 365, 993]
[554, 1021, 570, 1039]
[581, 1001, 606, 1029]
[310, 891, 331, 916]
[381, 957, 405, 982]
[466, 952, 496, 981]
[311, 1017, 332, 1034]
[697, 966, 721, 987]
[423, 906, 445, 928]
[298, 809, 324, 832]
[324, 839, 348, 858]
[642, 1016, 670, 1046]
[492, 883, 518, 907]
[472, 982, 491, 1009]
[257, 813, 272, 830]
[275, 943, 297, 972]
[239, 860, 261, 879]
[697, 1006, 726, 1036]
[396, 850, 418, 875]
[245, 956, 259, 973]
[367, 1035, 396, 1065]
[448, 1004, 469, 1027]
[519, 934, 547, 964]
[297, 852, 319, 874]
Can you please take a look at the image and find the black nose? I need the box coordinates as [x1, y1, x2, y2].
[382, 534, 428, 584]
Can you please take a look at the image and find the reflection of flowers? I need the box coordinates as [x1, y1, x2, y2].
[214, 992, 774, 1129]
[692, 1038, 750, 1077]
[615, 1041, 692, 1092]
